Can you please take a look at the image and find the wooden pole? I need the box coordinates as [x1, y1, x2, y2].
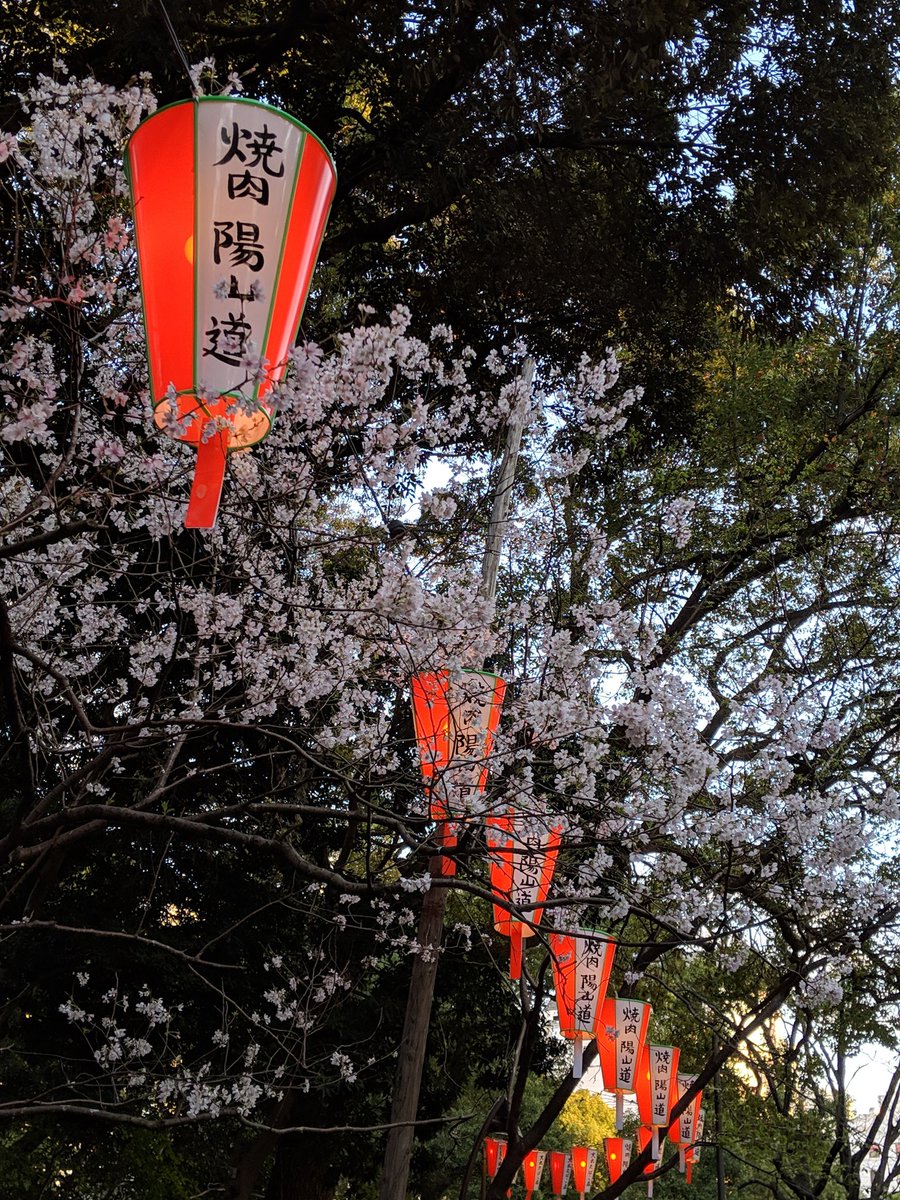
[378, 360, 533, 1200]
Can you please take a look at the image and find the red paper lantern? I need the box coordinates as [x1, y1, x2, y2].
[485, 1136, 507, 1179]
[549, 929, 616, 1077]
[604, 1137, 633, 1184]
[523, 1149, 547, 1199]
[571, 1146, 598, 1199]
[596, 996, 652, 1128]
[669, 1071, 703, 1173]
[487, 806, 562, 978]
[126, 97, 336, 527]
[636, 1042, 681, 1141]
[549, 1150, 572, 1196]
[411, 669, 506, 876]
[685, 1106, 705, 1184]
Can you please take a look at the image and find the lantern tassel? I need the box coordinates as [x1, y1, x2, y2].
[434, 821, 457, 878]
[573, 1035, 584, 1079]
[616, 1091, 624, 1130]
[185, 427, 228, 528]
[510, 924, 523, 979]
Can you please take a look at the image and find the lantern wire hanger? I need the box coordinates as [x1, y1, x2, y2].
[155, 0, 196, 96]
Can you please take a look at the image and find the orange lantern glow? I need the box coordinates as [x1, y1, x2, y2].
[487, 806, 562, 978]
[636, 1043, 680, 1161]
[604, 1137, 633, 1184]
[411, 669, 506, 876]
[549, 1150, 572, 1196]
[571, 1146, 598, 1199]
[596, 996, 652, 1129]
[485, 1136, 507, 1179]
[126, 97, 336, 527]
[549, 929, 616, 1077]
[522, 1149, 547, 1199]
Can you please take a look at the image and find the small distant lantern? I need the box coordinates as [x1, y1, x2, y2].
[522, 1149, 547, 1199]
[596, 996, 652, 1128]
[636, 1043, 681, 1161]
[571, 1146, 598, 1200]
[669, 1072, 703, 1172]
[637, 1127, 662, 1198]
[485, 1136, 508, 1180]
[126, 96, 336, 527]
[411, 669, 506, 876]
[685, 1107, 705, 1185]
[549, 1151, 572, 1197]
[488, 806, 562, 978]
[604, 1137, 633, 1185]
[549, 928, 616, 1077]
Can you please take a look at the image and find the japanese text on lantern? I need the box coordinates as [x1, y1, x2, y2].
[512, 826, 546, 910]
[651, 1047, 673, 1123]
[616, 999, 642, 1088]
[679, 1075, 699, 1142]
[574, 937, 605, 1028]
[428, 673, 498, 819]
[195, 105, 303, 397]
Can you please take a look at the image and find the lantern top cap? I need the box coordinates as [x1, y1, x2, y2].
[125, 93, 337, 177]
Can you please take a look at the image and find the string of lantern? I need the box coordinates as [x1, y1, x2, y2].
[410, 669, 707, 1198]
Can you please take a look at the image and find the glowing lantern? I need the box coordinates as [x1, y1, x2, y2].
[411, 669, 506, 876]
[571, 1146, 598, 1200]
[487, 806, 562, 978]
[523, 1149, 547, 1199]
[549, 1151, 572, 1196]
[126, 97, 336, 527]
[549, 929, 616, 1077]
[596, 996, 652, 1128]
[669, 1072, 703, 1172]
[636, 1043, 680, 1160]
[604, 1137, 633, 1185]
[485, 1136, 507, 1179]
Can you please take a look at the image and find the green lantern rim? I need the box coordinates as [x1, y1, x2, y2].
[152, 386, 274, 451]
[124, 93, 337, 180]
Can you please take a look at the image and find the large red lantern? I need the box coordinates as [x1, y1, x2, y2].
[488, 806, 562, 978]
[522, 1149, 547, 1199]
[126, 96, 336, 527]
[636, 1043, 680, 1160]
[571, 1146, 598, 1199]
[549, 929, 616, 1077]
[549, 1151, 572, 1196]
[411, 669, 506, 876]
[596, 996, 652, 1128]
[604, 1137, 632, 1185]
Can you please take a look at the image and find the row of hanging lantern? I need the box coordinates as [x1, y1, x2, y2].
[485, 1120, 704, 1199]
[412, 669, 705, 1197]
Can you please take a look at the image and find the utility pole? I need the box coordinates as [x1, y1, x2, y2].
[378, 361, 533, 1200]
